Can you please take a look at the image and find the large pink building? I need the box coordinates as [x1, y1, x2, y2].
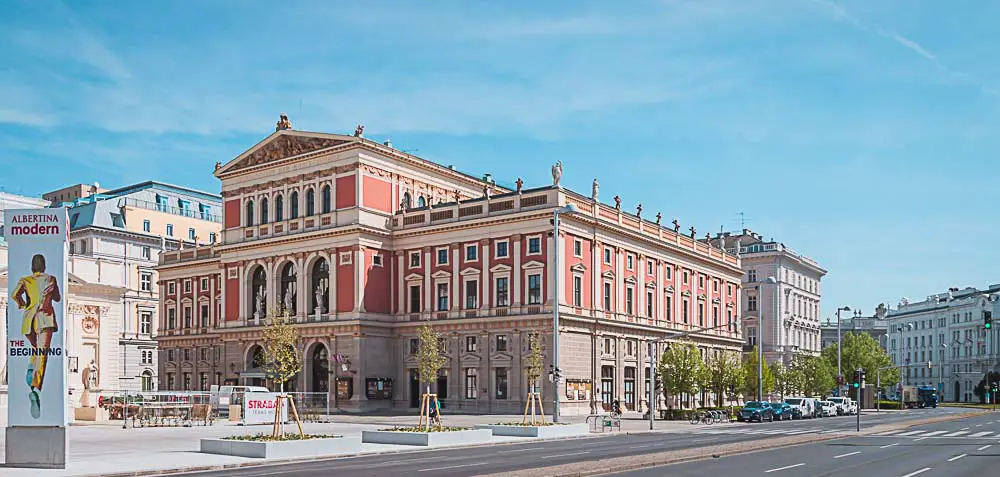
[156, 120, 745, 414]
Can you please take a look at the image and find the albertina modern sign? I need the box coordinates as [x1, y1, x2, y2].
[4, 208, 69, 468]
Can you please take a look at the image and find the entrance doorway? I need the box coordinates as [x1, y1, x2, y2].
[954, 381, 961, 402]
[410, 369, 420, 408]
[311, 345, 329, 393]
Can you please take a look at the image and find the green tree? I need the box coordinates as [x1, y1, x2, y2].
[741, 347, 775, 401]
[821, 332, 898, 390]
[705, 351, 742, 406]
[796, 354, 836, 397]
[772, 362, 804, 398]
[417, 325, 448, 396]
[658, 341, 706, 409]
[261, 309, 302, 393]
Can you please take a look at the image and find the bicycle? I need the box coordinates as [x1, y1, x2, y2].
[689, 411, 714, 425]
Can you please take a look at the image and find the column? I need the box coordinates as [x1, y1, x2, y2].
[655, 260, 662, 321]
[637, 255, 645, 317]
[556, 233, 566, 306]
[329, 250, 338, 316]
[297, 255, 307, 320]
[236, 263, 245, 322]
[616, 248, 624, 314]
[356, 247, 365, 312]
[546, 235, 555, 305]
[396, 252, 405, 314]
[451, 245, 460, 311]
[423, 248, 432, 313]
[481, 240, 491, 310]
[266, 259, 277, 317]
[592, 240, 601, 312]
[512, 236, 522, 306]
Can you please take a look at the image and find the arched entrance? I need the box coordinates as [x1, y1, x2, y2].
[310, 258, 329, 315]
[409, 369, 420, 408]
[250, 266, 267, 319]
[280, 262, 297, 315]
[954, 381, 961, 402]
[309, 343, 329, 393]
[246, 345, 266, 388]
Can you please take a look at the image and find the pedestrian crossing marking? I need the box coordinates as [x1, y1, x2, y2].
[919, 431, 948, 437]
[942, 431, 969, 437]
[897, 431, 925, 436]
[968, 431, 992, 437]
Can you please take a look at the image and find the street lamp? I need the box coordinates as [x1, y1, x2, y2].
[836, 305, 852, 396]
[761, 276, 777, 402]
[551, 203, 578, 423]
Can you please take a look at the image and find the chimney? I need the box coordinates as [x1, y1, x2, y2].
[384, 139, 392, 148]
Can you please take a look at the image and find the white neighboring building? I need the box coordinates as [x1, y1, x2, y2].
[886, 286, 1000, 403]
[709, 229, 826, 365]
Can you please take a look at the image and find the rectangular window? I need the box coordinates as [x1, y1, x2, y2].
[437, 248, 449, 265]
[495, 240, 509, 258]
[409, 339, 419, 355]
[142, 220, 151, 232]
[209, 232, 217, 243]
[727, 310, 733, 331]
[626, 255, 634, 270]
[465, 280, 478, 309]
[573, 239, 582, 257]
[496, 335, 508, 352]
[166, 224, 174, 236]
[748, 327, 757, 346]
[183, 307, 192, 328]
[140, 272, 152, 292]
[683, 270, 689, 284]
[647, 261, 654, 275]
[528, 237, 541, 255]
[167, 349, 175, 361]
[496, 277, 509, 306]
[200, 304, 209, 327]
[603, 282, 612, 310]
[626, 287, 634, 315]
[682, 299, 689, 323]
[409, 252, 420, 268]
[748, 295, 757, 312]
[495, 368, 508, 400]
[372, 254, 383, 267]
[465, 369, 478, 399]
[167, 308, 176, 329]
[665, 266, 672, 280]
[465, 244, 478, 262]
[437, 283, 449, 311]
[141, 246, 151, 260]
[712, 306, 719, 327]
[201, 278, 209, 291]
[409, 285, 421, 313]
[713, 280, 718, 292]
[573, 276, 582, 307]
[646, 291, 654, 317]
[748, 269, 757, 282]
[200, 373, 209, 391]
[184, 280, 192, 293]
[466, 336, 478, 352]
[189, 228, 196, 240]
[698, 275, 704, 288]
[698, 303, 704, 326]
[528, 274, 542, 305]
[168, 282, 175, 295]
[140, 312, 152, 335]
[604, 248, 612, 264]
[665, 296, 672, 320]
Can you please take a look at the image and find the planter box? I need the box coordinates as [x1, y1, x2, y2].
[362, 429, 493, 446]
[200, 436, 362, 459]
[477, 423, 590, 438]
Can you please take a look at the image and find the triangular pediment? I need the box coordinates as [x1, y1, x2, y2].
[216, 130, 357, 176]
[431, 270, 452, 279]
[491, 264, 512, 273]
[522, 260, 545, 270]
[664, 285, 674, 293]
[460, 267, 481, 277]
[602, 270, 615, 279]
[570, 263, 587, 273]
[404, 273, 423, 281]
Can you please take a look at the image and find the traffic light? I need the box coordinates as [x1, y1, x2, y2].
[985, 311, 993, 330]
[852, 382, 859, 389]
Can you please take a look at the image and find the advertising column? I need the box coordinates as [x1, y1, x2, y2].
[4, 208, 69, 468]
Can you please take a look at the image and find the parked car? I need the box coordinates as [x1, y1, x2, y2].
[769, 402, 793, 421]
[783, 397, 811, 419]
[828, 397, 849, 416]
[738, 401, 775, 422]
[845, 399, 859, 415]
[818, 401, 837, 417]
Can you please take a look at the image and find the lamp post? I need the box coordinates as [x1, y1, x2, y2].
[551, 203, 578, 423]
[836, 305, 852, 397]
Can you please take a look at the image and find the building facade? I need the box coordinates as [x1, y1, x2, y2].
[57, 181, 222, 392]
[709, 230, 826, 365]
[819, 304, 890, 351]
[886, 286, 1000, 402]
[42, 182, 107, 206]
[156, 122, 745, 414]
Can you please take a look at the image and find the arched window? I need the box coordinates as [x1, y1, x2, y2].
[417, 195, 426, 208]
[141, 371, 154, 392]
[246, 200, 255, 226]
[250, 266, 266, 318]
[275, 194, 284, 222]
[321, 185, 331, 214]
[291, 191, 300, 219]
[310, 258, 329, 313]
[260, 197, 269, 224]
[280, 262, 297, 315]
[402, 192, 411, 210]
[306, 188, 315, 216]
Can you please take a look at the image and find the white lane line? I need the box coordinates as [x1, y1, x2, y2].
[947, 453, 967, 462]
[765, 463, 805, 473]
[634, 445, 652, 449]
[978, 445, 992, 451]
[915, 437, 929, 442]
[834, 451, 861, 459]
[962, 427, 970, 430]
[880, 443, 900, 449]
[942, 431, 969, 437]
[969, 431, 993, 437]
[542, 451, 590, 458]
[920, 431, 948, 437]
[901, 468, 932, 477]
[417, 463, 487, 473]
[897, 431, 925, 436]
[977, 424, 984, 427]
[497, 447, 546, 454]
[876, 430, 904, 436]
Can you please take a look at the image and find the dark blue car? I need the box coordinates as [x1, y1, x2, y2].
[738, 401, 775, 423]
[769, 402, 793, 421]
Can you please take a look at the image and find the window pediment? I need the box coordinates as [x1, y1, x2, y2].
[404, 273, 423, 281]
[460, 267, 481, 276]
[431, 270, 452, 279]
[570, 263, 587, 273]
[602, 270, 615, 279]
[490, 264, 512, 273]
[522, 260, 545, 270]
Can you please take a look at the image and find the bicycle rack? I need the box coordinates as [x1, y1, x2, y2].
[587, 413, 621, 433]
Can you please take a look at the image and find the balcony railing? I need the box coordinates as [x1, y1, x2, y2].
[122, 197, 222, 223]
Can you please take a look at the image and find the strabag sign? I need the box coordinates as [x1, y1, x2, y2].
[4, 208, 69, 428]
[242, 392, 289, 425]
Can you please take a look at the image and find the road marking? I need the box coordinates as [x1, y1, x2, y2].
[919, 431, 948, 437]
[834, 451, 861, 459]
[897, 431, 925, 436]
[765, 463, 805, 473]
[915, 437, 929, 441]
[977, 424, 984, 427]
[978, 445, 992, 451]
[497, 447, 546, 454]
[417, 463, 487, 472]
[947, 453, 967, 462]
[969, 431, 993, 437]
[542, 451, 590, 459]
[942, 431, 969, 437]
[876, 430, 904, 436]
[880, 443, 900, 449]
[962, 427, 970, 430]
[634, 445, 652, 449]
[900, 468, 932, 477]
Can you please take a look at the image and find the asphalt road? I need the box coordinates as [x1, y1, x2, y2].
[185, 407, 971, 477]
[616, 410, 1000, 477]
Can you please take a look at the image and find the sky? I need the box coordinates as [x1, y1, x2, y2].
[2, 0, 1000, 319]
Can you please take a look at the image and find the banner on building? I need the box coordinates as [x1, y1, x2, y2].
[242, 392, 289, 425]
[4, 208, 69, 428]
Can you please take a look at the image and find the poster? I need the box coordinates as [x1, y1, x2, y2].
[242, 392, 289, 425]
[565, 380, 592, 401]
[4, 208, 68, 428]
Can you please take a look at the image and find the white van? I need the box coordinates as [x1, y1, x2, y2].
[828, 397, 849, 416]
[211, 385, 270, 410]
[783, 397, 814, 419]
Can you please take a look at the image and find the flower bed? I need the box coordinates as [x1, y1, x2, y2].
[362, 427, 492, 446]
[478, 422, 590, 438]
[201, 434, 361, 458]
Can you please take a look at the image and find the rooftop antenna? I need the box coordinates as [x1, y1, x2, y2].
[738, 211, 746, 229]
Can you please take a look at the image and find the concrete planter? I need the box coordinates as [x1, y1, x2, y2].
[200, 436, 362, 459]
[362, 429, 493, 446]
[477, 423, 590, 438]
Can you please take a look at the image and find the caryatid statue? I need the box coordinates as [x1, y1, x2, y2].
[551, 161, 563, 187]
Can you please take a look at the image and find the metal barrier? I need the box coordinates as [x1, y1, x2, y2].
[90, 391, 213, 427]
[587, 413, 621, 433]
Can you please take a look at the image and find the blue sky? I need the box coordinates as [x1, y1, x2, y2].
[3, 0, 1000, 318]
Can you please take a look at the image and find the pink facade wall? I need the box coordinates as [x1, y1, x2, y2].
[226, 275, 239, 321]
[224, 199, 240, 228]
[337, 255, 355, 312]
[362, 176, 393, 213]
[564, 235, 592, 308]
[364, 248, 390, 313]
[336, 175, 356, 209]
